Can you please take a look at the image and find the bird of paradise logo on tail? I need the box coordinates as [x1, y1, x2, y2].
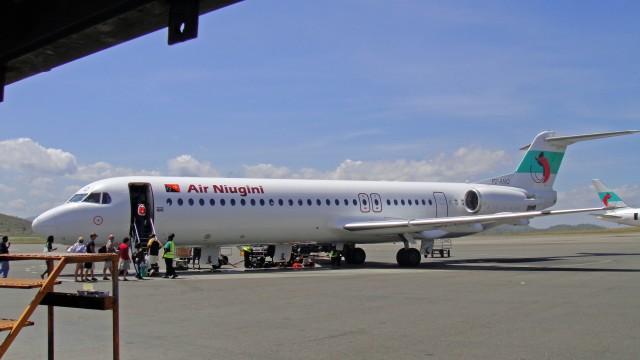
[531, 152, 551, 184]
[602, 193, 612, 206]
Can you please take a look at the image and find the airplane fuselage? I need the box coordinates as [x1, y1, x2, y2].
[32, 176, 537, 246]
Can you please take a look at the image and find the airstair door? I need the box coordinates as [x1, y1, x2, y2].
[128, 183, 155, 243]
[433, 192, 448, 218]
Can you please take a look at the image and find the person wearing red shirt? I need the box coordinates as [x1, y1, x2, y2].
[117, 237, 131, 281]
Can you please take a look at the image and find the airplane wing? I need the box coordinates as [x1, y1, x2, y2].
[343, 207, 608, 235]
[589, 213, 623, 219]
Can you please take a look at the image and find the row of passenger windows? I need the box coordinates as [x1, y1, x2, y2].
[165, 197, 438, 207]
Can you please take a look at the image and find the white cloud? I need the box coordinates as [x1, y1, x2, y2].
[72, 162, 161, 181]
[0, 184, 16, 193]
[167, 155, 219, 177]
[242, 146, 509, 182]
[5, 199, 27, 211]
[0, 138, 77, 175]
[243, 164, 292, 178]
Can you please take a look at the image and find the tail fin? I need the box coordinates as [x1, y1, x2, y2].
[478, 130, 639, 191]
[592, 179, 629, 208]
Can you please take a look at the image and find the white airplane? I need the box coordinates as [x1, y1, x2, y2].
[591, 179, 640, 227]
[32, 130, 637, 267]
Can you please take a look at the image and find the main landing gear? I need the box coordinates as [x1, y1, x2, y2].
[396, 248, 421, 267]
[342, 246, 366, 265]
[396, 234, 421, 267]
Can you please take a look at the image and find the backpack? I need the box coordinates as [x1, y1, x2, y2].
[98, 245, 107, 253]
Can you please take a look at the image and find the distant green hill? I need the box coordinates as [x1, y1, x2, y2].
[0, 213, 34, 236]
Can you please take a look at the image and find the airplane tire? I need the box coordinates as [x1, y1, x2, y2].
[351, 247, 366, 265]
[343, 247, 353, 264]
[406, 248, 421, 267]
[396, 248, 408, 266]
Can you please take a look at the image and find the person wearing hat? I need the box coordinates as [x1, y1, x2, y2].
[146, 234, 162, 276]
[84, 232, 98, 281]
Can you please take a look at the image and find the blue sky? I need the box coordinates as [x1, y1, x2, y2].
[1, 1, 639, 227]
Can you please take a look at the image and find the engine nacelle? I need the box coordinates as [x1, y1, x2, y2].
[464, 187, 537, 214]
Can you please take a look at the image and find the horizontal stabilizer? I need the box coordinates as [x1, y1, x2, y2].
[520, 130, 640, 150]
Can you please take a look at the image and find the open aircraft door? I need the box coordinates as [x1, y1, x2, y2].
[128, 183, 155, 243]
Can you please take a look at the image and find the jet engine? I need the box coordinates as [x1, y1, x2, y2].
[464, 187, 537, 214]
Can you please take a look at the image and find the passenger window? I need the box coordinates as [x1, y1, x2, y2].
[278, 199, 284, 206]
[260, 199, 265, 206]
[220, 199, 226, 206]
[210, 199, 215, 206]
[230, 199, 236, 206]
[178, 199, 183, 206]
[83, 193, 101, 203]
[167, 199, 173, 206]
[326, 199, 331, 206]
[344, 199, 349, 206]
[199, 199, 205, 206]
[352, 199, 357, 206]
[188, 199, 194, 206]
[408, 199, 412, 205]
[316, 199, 321, 206]
[421, 199, 426, 205]
[251, 199, 256, 206]
[401, 200, 405, 205]
[289, 199, 294, 206]
[394, 199, 398, 205]
[298, 199, 303, 206]
[269, 199, 275, 206]
[335, 199, 339, 206]
[241, 199, 246, 206]
[307, 199, 312, 206]
[386, 199, 391, 206]
[102, 193, 112, 204]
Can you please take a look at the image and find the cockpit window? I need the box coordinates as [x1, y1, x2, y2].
[68, 193, 88, 203]
[102, 193, 112, 204]
[83, 193, 101, 203]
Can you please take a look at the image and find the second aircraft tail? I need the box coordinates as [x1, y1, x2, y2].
[593, 179, 630, 208]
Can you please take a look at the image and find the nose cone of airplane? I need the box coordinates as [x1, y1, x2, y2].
[32, 211, 58, 238]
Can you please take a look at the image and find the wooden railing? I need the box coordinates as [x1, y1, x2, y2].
[0, 252, 120, 359]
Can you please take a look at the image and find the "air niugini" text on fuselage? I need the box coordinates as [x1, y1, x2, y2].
[187, 184, 265, 196]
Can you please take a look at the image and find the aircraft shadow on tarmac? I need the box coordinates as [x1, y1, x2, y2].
[344, 252, 640, 273]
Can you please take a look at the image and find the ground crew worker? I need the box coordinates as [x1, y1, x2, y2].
[163, 233, 177, 278]
[242, 245, 252, 268]
[330, 247, 341, 267]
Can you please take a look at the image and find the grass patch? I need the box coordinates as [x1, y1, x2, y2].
[4, 237, 45, 244]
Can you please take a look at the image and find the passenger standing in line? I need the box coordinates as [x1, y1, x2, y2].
[67, 237, 86, 282]
[102, 234, 115, 280]
[146, 234, 162, 276]
[117, 237, 131, 281]
[163, 233, 177, 278]
[0, 235, 10, 278]
[40, 235, 57, 279]
[84, 233, 98, 282]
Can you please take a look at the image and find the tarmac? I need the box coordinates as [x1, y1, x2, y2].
[2, 231, 640, 359]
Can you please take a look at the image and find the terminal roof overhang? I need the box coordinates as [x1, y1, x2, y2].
[0, 0, 243, 102]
